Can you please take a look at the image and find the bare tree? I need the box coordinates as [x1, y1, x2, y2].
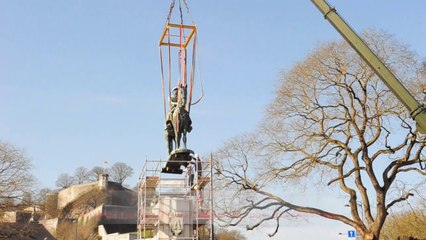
[89, 166, 106, 181]
[0, 142, 35, 210]
[33, 188, 52, 208]
[21, 192, 33, 205]
[55, 173, 75, 189]
[108, 162, 133, 185]
[74, 167, 90, 184]
[213, 30, 426, 240]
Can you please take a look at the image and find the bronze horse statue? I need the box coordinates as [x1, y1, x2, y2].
[166, 85, 192, 154]
[162, 85, 194, 174]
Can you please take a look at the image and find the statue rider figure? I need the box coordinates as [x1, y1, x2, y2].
[170, 87, 178, 116]
[165, 85, 193, 154]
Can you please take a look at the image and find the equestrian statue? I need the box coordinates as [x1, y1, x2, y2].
[163, 84, 194, 174]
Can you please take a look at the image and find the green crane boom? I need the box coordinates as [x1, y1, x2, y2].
[311, 0, 426, 134]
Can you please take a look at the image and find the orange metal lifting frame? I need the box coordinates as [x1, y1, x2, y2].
[159, 23, 197, 48]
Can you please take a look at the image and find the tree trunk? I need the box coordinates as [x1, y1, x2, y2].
[362, 232, 376, 240]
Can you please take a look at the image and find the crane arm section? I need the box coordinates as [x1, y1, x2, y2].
[311, 0, 426, 134]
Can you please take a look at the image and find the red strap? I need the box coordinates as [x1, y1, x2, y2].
[180, 25, 186, 88]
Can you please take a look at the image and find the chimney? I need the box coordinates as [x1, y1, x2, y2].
[99, 173, 109, 189]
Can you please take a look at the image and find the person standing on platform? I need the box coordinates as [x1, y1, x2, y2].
[186, 158, 196, 187]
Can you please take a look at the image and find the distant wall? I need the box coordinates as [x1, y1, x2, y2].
[2, 211, 40, 223]
[78, 204, 137, 226]
[57, 182, 97, 209]
[103, 232, 137, 240]
[40, 218, 59, 237]
[2, 212, 17, 223]
[101, 205, 137, 224]
[98, 225, 138, 240]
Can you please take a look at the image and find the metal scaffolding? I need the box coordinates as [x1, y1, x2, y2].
[137, 156, 213, 240]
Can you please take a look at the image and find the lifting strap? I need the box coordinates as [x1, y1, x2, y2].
[159, 0, 204, 122]
[159, 47, 167, 121]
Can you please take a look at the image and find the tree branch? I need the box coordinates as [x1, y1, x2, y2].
[386, 192, 414, 210]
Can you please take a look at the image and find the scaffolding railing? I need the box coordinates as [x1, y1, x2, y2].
[137, 156, 213, 240]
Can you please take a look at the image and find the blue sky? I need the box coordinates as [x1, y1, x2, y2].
[1, 1, 426, 239]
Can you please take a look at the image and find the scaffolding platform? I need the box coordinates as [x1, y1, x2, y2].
[141, 176, 160, 189]
[139, 214, 159, 226]
[192, 177, 210, 190]
[137, 156, 213, 240]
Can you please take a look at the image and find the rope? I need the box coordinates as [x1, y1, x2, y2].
[160, 0, 202, 133]
[176, 81, 181, 135]
[182, 0, 196, 25]
[159, 47, 167, 122]
[166, 0, 176, 23]
[177, 24, 185, 133]
[191, 35, 204, 106]
[188, 33, 196, 113]
[167, 0, 195, 25]
[167, 27, 172, 109]
[180, 25, 185, 87]
[178, 0, 184, 25]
